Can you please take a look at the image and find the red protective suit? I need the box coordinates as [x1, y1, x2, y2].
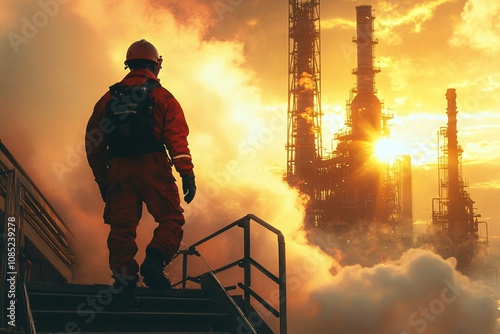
[86, 68, 194, 278]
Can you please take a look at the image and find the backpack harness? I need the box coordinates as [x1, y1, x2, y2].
[105, 78, 165, 158]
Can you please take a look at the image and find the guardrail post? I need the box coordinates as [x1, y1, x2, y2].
[243, 215, 251, 312]
[177, 214, 287, 333]
[278, 232, 287, 334]
[182, 250, 188, 289]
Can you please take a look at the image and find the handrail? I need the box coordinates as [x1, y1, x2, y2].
[175, 214, 287, 334]
[0, 169, 35, 333]
[0, 143, 80, 282]
[20, 257, 36, 334]
[0, 166, 78, 333]
[202, 272, 257, 334]
[0, 143, 81, 333]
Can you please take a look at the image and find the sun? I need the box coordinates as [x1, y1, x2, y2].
[374, 137, 404, 163]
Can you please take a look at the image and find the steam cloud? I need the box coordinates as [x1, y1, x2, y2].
[290, 248, 497, 334]
[0, 1, 498, 333]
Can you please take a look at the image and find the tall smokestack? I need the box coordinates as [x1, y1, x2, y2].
[354, 5, 378, 96]
[431, 88, 480, 270]
[350, 5, 381, 144]
[446, 88, 464, 240]
[343, 5, 384, 224]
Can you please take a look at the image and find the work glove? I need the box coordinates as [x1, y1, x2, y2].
[99, 183, 109, 202]
[182, 174, 196, 204]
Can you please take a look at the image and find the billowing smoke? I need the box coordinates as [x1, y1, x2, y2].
[289, 248, 497, 334]
[0, 1, 498, 333]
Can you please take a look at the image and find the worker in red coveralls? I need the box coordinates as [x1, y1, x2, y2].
[85, 39, 196, 309]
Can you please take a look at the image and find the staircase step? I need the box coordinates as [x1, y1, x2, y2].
[27, 281, 213, 312]
[31, 309, 229, 332]
[26, 281, 236, 333]
[27, 281, 206, 297]
[28, 291, 214, 312]
[37, 332, 234, 334]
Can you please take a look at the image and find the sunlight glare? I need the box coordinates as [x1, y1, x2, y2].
[374, 137, 404, 163]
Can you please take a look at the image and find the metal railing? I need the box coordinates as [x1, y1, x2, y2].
[1, 169, 36, 333]
[0, 141, 80, 332]
[0, 143, 79, 283]
[175, 214, 287, 334]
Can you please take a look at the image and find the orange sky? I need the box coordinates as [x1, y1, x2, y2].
[1, 1, 500, 332]
[219, 0, 500, 235]
[1, 0, 499, 233]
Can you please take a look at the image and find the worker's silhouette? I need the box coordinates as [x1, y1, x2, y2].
[86, 39, 196, 309]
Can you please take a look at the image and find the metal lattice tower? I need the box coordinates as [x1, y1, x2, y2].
[286, 0, 322, 191]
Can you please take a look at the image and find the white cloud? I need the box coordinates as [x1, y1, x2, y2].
[376, 0, 453, 42]
[451, 0, 500, 53]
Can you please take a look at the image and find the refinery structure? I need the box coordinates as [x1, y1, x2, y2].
[429, 89, 489, 269]
[287, 2, 413, 242]
[286, 1, 487, 270]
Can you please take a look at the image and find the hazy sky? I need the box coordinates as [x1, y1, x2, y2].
[1, 0, 499, 230]
[1, 1, 500, 332]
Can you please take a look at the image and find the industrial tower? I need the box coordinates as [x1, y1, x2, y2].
[328, 5, 389, 226]
[286, 0, 322, 194]
[319, 5, 412, 236]
[287, 4, 413, 253]
[431, 89, 488, 269]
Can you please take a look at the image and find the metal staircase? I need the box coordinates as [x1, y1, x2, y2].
[3, 214, 286, 333]
[25, 276, 251, 333]
[16, 214, 285, 333]
[1, 142, 287, 333]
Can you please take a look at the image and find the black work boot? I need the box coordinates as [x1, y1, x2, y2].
[140, 248, 171, 290]
[108, 272, 140, 311]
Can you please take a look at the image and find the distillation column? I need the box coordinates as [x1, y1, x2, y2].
[445, 89, 477, 268]
[432, 89, 480, 269]
[350, 5, 381, 143]
[446, 88, 463, 241]
[348, 5, 383, 223]
[302, 5, 412, 256]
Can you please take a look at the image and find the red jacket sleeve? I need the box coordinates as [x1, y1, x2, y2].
[151, 87, 194, 176]
[85, 92, 111, 187]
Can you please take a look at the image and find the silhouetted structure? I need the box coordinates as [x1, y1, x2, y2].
[431, 89, 488, 269]
[286, 4, 412, 251]
[286, 0, 322, 195]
